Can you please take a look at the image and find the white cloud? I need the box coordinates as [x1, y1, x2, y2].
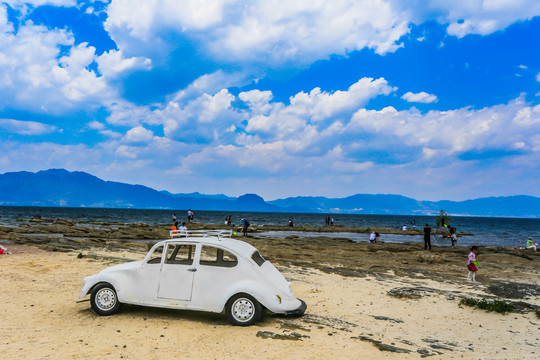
[103, 0, 540, 69]
[438, 0, 540, 38]
[123, 126, 154, 144]
[242, 77, 395, 144]
[88, 121, 104, 130]
[401, 91, 438, 104]
[105, 0, 411, 66]
[536, 72, 540, 82]
[97, 49, 151, 78]
[348, 97, 540, 156]
[0, 118, 57, 135]
[0, 8, 117, 113]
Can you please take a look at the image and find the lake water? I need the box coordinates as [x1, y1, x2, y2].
[0, 206, 538, 248]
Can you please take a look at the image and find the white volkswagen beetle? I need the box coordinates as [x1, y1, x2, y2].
[79, 230, 306, 326]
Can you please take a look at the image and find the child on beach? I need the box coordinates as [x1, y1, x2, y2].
[526, 237, 537, 252]
[450, 231, 457, 247]
[0, 244, 12, 255]
[467, 246, 479, 282]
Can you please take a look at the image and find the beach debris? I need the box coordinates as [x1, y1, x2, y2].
[301, 314, 358, 332]
[279, 320, 311, 332]
[387, 287, 433, 299]
[352, 335, 411, 353]
[421, 338, 458, 351]
[371, 315, 404, 323]
[256, 331, 309, 341]
[417, 347, 443, 358]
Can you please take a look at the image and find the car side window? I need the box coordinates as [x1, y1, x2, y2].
[200, 246, 238, 268]
[251, 251, 266, 266]
[147, 245, 164, 264]
[165, 244, 194, 265]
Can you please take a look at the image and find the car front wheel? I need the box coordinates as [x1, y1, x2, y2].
[225, 293, 262, 326]
[90, 283, 122, 316]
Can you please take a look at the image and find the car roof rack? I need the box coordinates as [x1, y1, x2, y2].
[169, 229, 233, 241]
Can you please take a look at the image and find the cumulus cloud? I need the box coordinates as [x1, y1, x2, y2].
[97, 49, 152, 78]
[105, 0, 411, 66]
[103, 0, 540, 69]
[0, 118, 57, 135]
[347, 98, 540, 158]
[401, 91, 438, 103]
[0, 7, 117, 113]
[123, 126, 154, 144]
[436, 0, 540, 38]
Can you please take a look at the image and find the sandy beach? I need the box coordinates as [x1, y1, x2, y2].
[1, 222, 540, 359]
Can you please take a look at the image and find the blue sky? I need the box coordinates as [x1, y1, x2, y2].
[1, 1, 540, 201]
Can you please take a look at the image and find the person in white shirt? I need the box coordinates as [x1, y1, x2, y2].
[179, 222, 188, 236]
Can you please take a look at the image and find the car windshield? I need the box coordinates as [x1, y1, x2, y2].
[251, 251, 266, 266]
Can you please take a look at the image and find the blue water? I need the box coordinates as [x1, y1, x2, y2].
[0, 206, 538, 248]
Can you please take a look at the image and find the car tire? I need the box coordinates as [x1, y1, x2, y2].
[90, 283, 122, 316]
[225, 293, 262, 326]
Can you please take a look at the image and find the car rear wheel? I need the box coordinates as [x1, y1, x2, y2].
[90, 283, 122, 316]
[225, 293, 262, 326]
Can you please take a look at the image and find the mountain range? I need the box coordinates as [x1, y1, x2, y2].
[1, 169, 539, 217]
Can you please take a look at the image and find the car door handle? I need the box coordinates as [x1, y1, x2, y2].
[187, 268, 197, 272]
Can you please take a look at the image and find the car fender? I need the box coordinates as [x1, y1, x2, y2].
[220, 279, 276, 312]
[80, 274, 127, 300]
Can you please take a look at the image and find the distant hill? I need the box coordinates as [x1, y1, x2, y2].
[0, 169, 539, 217]
[0, 169, 277, 211]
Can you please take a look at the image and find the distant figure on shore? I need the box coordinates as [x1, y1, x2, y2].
[225, 215, 231, 226]
[526, 237, 538, 252]
[450, 227, 457, 247]
[172, 213, 176, 222]
[467, 246, 479, 282]
[375, 232, 380, 242]
[423, 224, 431, 250]
[187, 209, 194, 222]
[232, 224, 237, 235]
[179, 222, 187, 235]
[369, 231, 376, 243]
[288, 219, 294, 227]
[411, 219, 416, 230]
[241, 219, 250, 236]
[330, 218, 334, 226]
[402, 225, 407, 231]
[325, 215, 330, 226]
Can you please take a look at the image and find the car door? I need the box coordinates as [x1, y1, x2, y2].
[190, 245, 240, 310]
[157, 243, 197, 301]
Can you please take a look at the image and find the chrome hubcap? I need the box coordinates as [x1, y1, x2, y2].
[232, 298, 254, 322]
[95, 288, 116, 311]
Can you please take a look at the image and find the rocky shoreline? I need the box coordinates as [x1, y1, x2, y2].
[1, 217, 538, 301]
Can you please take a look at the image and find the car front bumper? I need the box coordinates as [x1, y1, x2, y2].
[285, 299, 307, 316]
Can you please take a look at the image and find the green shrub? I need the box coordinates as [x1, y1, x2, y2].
[535, 309, 540, 319]
[459, 298, 514, 314]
